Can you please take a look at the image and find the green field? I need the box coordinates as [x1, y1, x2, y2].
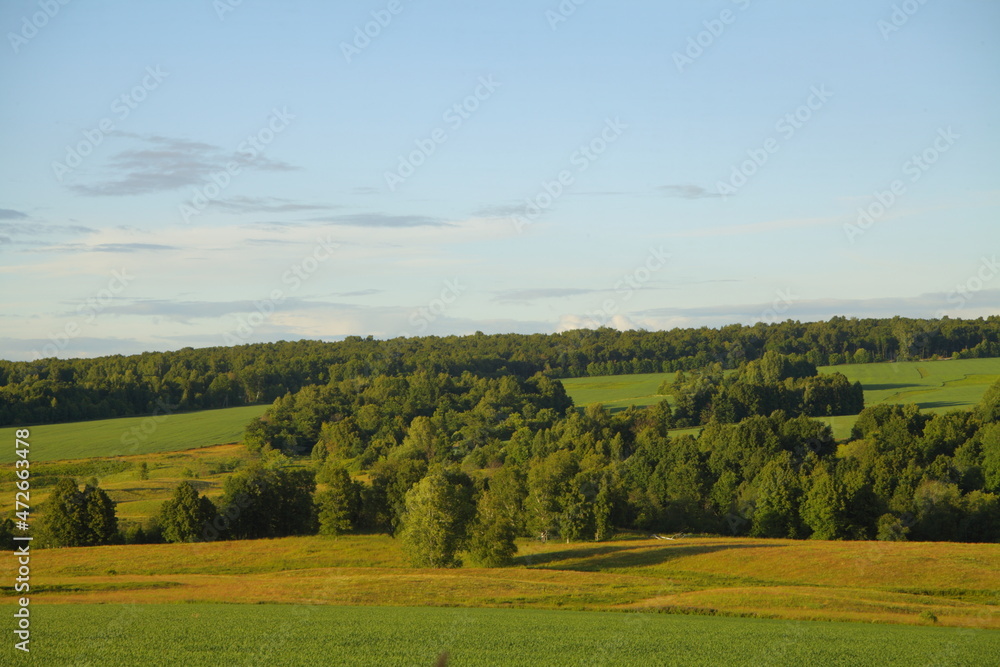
[823, 358, 1000, 413]
[0, 404, 268, 464]
[562, 359, 1000, 441]
[9, 603, 998, 666]
[561, 372, 677, 412]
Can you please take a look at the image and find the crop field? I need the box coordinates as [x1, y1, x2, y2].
[824, 357, 1000, 413]
[14, 534, 1000, 630]
[7, 603, 999, 666]
[562, 358, 1000, 440]
[561, 372, 677, 412]
[0, 404, 268, 464]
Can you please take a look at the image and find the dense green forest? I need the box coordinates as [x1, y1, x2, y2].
[3, 315, 1000, 427]
[661, 352, 864, 426]
[224, 354, 1000, 549]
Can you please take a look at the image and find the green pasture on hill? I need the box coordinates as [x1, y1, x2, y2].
[0, 404, 268, 464]
[561, 358, 1000, 441]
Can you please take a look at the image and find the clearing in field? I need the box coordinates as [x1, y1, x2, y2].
[0, 443, 259, 519]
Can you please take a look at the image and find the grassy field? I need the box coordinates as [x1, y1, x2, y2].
[7, 603, 998, 666]
[0, 443, 257, 519]
[11, 534, 999, 630]
[824, 357, 1000, 413]
[0, 404, 267, 464]
[562, 358, 1000, 440]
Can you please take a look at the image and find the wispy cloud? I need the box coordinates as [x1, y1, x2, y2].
[667, 216, 839, 238]
[493, 288, 600, 303]
[657, 184, 722, 200]
[68, 134, 299, 197]
[0, 221, 94, 236]
[314, 213, 452, 228]
[472, 203, 526, 218]
[0, 209, 29, 220]
[36, 242, 178, 254]
[209, 196, 336, 215]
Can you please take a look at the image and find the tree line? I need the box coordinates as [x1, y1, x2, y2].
[4, 315, 1000, 426]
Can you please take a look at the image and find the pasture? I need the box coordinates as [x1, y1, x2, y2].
[8, 603, 998, 666]
[0, 404, 267, 464]
[0, 443, 256, 520]
[561, 358, 1000, 440]
[15, 534, 1000, 629]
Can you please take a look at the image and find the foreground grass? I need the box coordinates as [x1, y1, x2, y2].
[5, 604, 997, 666]
[12, 535, 999, 629]
[0, 404, 268, 464]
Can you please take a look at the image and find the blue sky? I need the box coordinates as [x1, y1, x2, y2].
[1, 0, 998, 360]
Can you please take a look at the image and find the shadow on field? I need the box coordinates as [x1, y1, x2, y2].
[864, 383, 923, 391]
[518, 542, 784, 571]
[917, 400, 966, 410]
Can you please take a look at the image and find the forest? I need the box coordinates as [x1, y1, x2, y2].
[21, 350, 1000, 561]
[3, 315, 1000, 427]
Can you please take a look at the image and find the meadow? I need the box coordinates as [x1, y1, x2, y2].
[0, 443, 257, 520]
[562, 358, 1000, 440]
[13, 534, 1000, 629]
[7, 603, 998, 666]
[0, 404, 267, 464]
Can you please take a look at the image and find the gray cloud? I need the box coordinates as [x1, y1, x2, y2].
[657, 184, 722, 200]
[0, 209, 28, 220]
[636, 290, 1000, 322]
[0, 221, 94, 236]
[50, 242, 179, 253]
[69, 134, 299, 197]
[472, 203, 525, 218]
[335, 289, 382, 297]
[494, 288, 601, 303]
[210, 196, 337, 215]
[314, 214, 452, 228]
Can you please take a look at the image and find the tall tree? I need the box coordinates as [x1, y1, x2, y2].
[399, 468, 475, 568]
[159, 481, 217, 543]
[316, 464, 361, 536]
